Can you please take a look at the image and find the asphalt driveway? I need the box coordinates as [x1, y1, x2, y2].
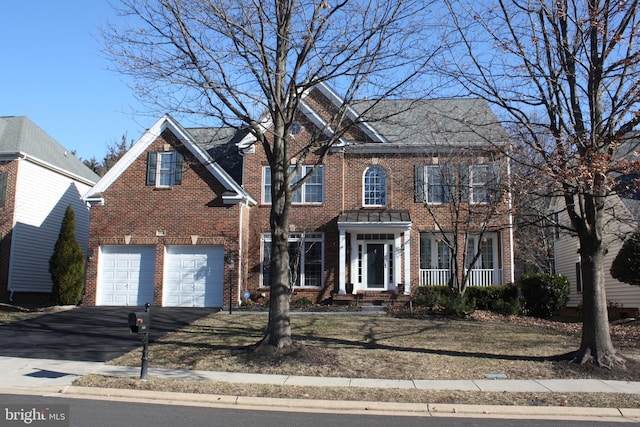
[0, 306, 216, 362]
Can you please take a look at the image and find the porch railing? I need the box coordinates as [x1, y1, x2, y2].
[419, 268, 503, 287]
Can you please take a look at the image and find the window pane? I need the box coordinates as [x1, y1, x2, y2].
[157, 152, 174, 187]
[303, 241, 323, 287]
[471, 165, 490, 203]
[437, 240, 450, 269]
[364, 166, 386, 206]
[481, 238, 494, 269]
[466, 237, 476, 269]
[304, 167, 323, 203]
[419, 234, 431, 269]
[262, 237, 271, 287]
[427, 166, 446, 203]
[263, 167, 272, 204]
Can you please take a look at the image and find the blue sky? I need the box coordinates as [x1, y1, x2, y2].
[1, 1, 150, 161]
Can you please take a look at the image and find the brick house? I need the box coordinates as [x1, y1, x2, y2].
[83, 84, 514, 308]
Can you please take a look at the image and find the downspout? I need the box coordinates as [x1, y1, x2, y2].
[507, 156, 515, 284]
[237, 201, 245, 305]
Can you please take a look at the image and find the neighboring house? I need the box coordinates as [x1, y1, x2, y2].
[553, 169, 640, 317]
[83, 84, 514, 308]
[0, 116, 100, 304]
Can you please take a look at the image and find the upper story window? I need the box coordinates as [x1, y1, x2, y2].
[263, 165, 324, 204]
[363, 166, 387, 206]
[414, 163, 500, 205]
[0, 171, 7, 207]
[146, 151, 184, 187]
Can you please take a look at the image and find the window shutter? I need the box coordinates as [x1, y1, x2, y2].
[0, 172, 7, 206]
[173, 152, 184, 184]
[460, 165, 470, 203]
[146, 152, 157, 186]
[414, 164, 425, 203]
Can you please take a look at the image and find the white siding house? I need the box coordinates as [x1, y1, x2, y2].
[0, 116, 99, 302]
[553, 194, 640, 315]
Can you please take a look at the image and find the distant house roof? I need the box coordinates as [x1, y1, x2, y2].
[352, 98, 511, 148]
[0, 116, 100, 184]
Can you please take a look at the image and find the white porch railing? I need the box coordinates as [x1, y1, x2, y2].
[419, 269, 503, 287]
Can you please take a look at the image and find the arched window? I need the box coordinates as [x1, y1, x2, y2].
[363, 166, 387, 206]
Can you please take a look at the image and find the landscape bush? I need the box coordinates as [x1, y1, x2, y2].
[49, 205, 85, 305]
[519, 273, 569, 318]
[412, 285, 520, 316]
[466, 285, 521, 315]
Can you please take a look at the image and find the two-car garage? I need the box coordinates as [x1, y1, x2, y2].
[96, 245, 224, 307]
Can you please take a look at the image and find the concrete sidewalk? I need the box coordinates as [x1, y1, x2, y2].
[3, 355, 640, 395]
[2, 356, 640, 422]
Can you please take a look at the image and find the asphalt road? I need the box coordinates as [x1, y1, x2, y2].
[0, 306, 215, 361]
[1, 394, 636, 427]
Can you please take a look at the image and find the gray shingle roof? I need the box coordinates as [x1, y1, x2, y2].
[0, 116, 100, 184]
[186, 127, 244, 184]
[353, 98, 510, 146]
[338, 210, 411, 224]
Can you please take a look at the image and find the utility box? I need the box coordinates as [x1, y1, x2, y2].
[128, 311, 150, 334]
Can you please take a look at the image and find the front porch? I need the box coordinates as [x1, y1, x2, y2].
[419, 268, 504, 287]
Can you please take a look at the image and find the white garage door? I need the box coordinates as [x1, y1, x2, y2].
[97, 246, 156, 306]
[163, 245, 224, 307]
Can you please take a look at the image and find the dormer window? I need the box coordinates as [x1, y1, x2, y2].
[363, 166, 387, 206]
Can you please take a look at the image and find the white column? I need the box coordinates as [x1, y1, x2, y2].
[403, 228, 411, 295]
[350, 232, 358, 293]
[338, 229, 346, 294]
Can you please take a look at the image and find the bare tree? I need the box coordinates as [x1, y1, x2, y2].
[82, 134, 133, 176]
[416, 148, 512, 297]
[104, 0, 438, 348]
[442, 0, 640, 367]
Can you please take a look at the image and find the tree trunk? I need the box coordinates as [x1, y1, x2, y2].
[259, 130, 293, 349]
[264, 222, 292, 348]
[573, 238, 624, 368]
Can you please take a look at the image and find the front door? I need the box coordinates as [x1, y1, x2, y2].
[365, 243, 386, 289]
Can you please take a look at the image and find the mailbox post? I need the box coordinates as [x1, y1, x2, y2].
[128, 303, 151, 381]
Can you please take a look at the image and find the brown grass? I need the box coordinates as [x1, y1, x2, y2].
[4, 304, 639, 407]
[109, 311, 640, 382]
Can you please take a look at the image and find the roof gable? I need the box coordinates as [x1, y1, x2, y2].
[0, 116, 100, 184]
[84, 115, 255, 205]
[237, 84, 509, 152]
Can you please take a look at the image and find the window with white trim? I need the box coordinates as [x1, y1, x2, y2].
[261, 232, 324, 288]
[415, 163, 500, 204]
[146, 151, 184, 187]
[363, 166, 387, 206]
[262, 165, 324, 204]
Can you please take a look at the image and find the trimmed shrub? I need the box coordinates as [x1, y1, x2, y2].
[466, 285, 521, 315]
[520, 273, 569, 318]
[412, 286, 450, 309]
[443, 293, 476, 317]
[49, 205, 85, 305]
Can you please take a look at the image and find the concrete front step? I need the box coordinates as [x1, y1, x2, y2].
[331, 292, 411, 307]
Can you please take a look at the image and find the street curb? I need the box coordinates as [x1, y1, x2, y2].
[49, 386, 640, 421]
